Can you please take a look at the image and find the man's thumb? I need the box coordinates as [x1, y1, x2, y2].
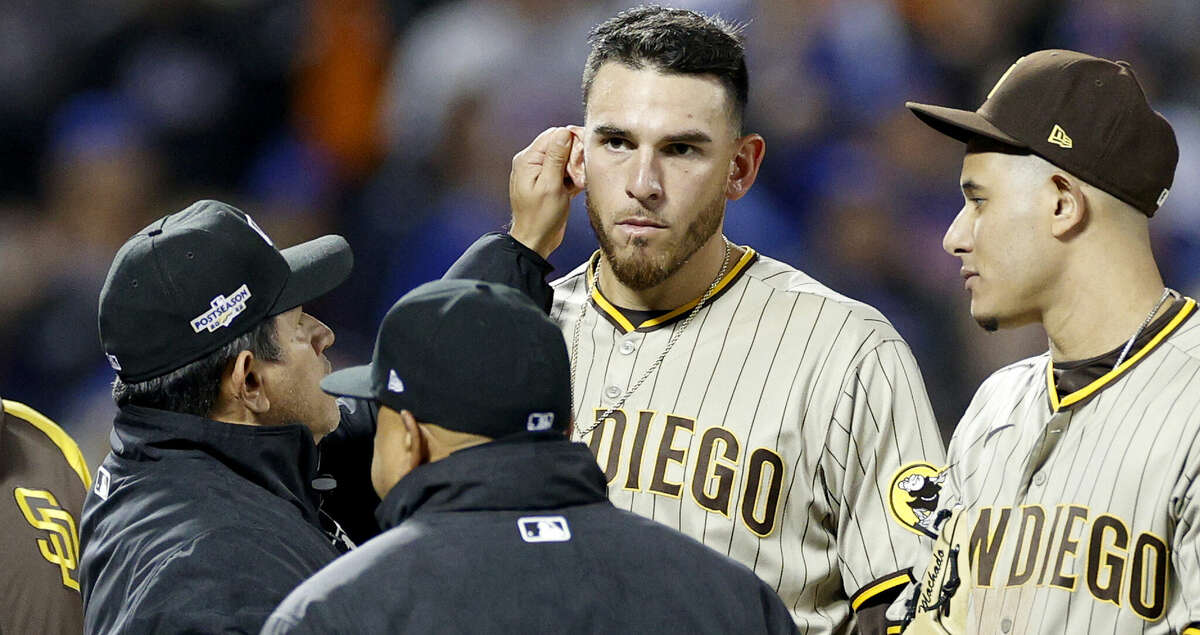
[542, 128, 573, 170]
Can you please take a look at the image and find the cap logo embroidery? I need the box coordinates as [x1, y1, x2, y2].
[190, 284, 252, 333]
[244, 214, 274, 247]
[986, 55, 1026, 100]
[526, 412, 554, 431]
[1157, 188, 1170, 207]
[1048, 124, 1073, 148]
[517, 516, 571, 543]
[106, 353, 122, 371]
[387, 369, 405, 393]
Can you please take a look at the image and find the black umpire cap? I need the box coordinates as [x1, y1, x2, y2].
[99, 199, 353, 382]
[320, 279, 571, 439]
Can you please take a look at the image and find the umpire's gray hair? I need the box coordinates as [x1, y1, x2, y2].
[111, 318, 282, 417]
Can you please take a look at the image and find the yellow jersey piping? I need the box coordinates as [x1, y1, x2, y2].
[585, 246, 758, 334]
[850, 568, 914, 611]
[1047, 298, 1196, 412]
[3, 399, 91, 488]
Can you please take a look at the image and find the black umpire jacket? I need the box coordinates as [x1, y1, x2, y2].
[79, 405, 344, 634]
[261, 434, 800, 634]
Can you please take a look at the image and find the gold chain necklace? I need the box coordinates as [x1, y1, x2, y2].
[569, 239, 732, 437]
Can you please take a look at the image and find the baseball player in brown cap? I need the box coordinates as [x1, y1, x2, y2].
[899, 50, 1200, 634]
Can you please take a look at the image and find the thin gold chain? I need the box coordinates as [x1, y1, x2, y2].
[570, 239, 732, 438]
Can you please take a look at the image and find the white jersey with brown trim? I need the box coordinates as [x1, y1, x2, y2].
[928, 297, 1200, 634]
[551, 247, 945, 632]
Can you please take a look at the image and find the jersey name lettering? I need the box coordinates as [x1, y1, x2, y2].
[586, 409, 785, 537]
[969, 504, 1168, 621]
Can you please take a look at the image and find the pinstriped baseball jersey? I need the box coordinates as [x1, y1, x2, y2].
[551, 246, 946, 632]
[927, 296, 1200, 634]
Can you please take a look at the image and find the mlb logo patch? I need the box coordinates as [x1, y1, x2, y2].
[94, 466, 112, 500]
[517, 516, 571, 543]
[526, 412, 554, 431]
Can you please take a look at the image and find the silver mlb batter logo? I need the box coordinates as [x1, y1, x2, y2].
[517, 516, 571, 543]
[526, 412, 554, 431]
[190, 284, 252, 333]
[94, 466, 112, 500]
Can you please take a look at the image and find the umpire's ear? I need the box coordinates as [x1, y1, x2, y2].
[222, 350, 270, 417]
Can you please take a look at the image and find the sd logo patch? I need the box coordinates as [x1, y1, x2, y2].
[889, 462, 946, 538]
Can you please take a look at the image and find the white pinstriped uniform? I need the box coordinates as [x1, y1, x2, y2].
[552, 247, 945, 632]
[926, 297, 1200, 634]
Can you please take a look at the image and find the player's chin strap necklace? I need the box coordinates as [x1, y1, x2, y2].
[1113, 287, 1172, 369]
[570, 238, 732, 438]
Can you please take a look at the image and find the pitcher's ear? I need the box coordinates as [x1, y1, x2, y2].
[566, 125, 586, 191]
[725, 133, 765, 201]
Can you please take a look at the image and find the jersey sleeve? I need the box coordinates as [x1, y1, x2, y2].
[1172, 436, 1200, 630]
[819, 339, 946, 626]
[442, 232, 555, 313]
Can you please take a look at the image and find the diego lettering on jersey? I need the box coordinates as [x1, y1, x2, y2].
[965, 504, 1168, 622]
[586, 409, 785, 537]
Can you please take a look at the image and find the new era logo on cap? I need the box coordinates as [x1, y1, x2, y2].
[190, 284, 252, 334]
[1048, 124, 1073, 148]
[387, 369, 405, 393]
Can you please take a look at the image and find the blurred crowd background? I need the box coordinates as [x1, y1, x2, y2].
[1, 0, 1197, 467]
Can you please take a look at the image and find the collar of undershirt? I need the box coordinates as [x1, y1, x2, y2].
[1046, 295, 1196, 412]
[585, 246, 759, 334]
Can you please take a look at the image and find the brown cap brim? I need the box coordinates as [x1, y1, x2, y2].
[905, 102, 1025, 148]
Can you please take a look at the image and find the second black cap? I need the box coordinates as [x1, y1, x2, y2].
[321, 279, 571, 439]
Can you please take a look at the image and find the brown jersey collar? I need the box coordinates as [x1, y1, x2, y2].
[1047, 295, 1196, 411]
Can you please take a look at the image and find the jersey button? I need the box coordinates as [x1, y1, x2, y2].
[1033, 472, 1046, 486]
[619, 340, 636, 355]
[1000, 617, 1012, 633]
[604, 385, 622, 400]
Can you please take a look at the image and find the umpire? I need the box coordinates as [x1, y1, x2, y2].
[262, 279, 799, 634]
[80, 200, 554, 633]
[80, 200, 357, 634]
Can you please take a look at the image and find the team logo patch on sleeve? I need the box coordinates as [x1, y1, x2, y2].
[15, 487, 82, 590]
[889, 462, 946, 538]
[190, 284, 252, 333]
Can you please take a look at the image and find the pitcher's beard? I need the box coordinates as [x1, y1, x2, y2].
[586, 194, 725, 292]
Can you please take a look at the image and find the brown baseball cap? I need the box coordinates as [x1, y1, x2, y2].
[906, 49, 1178, 216]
